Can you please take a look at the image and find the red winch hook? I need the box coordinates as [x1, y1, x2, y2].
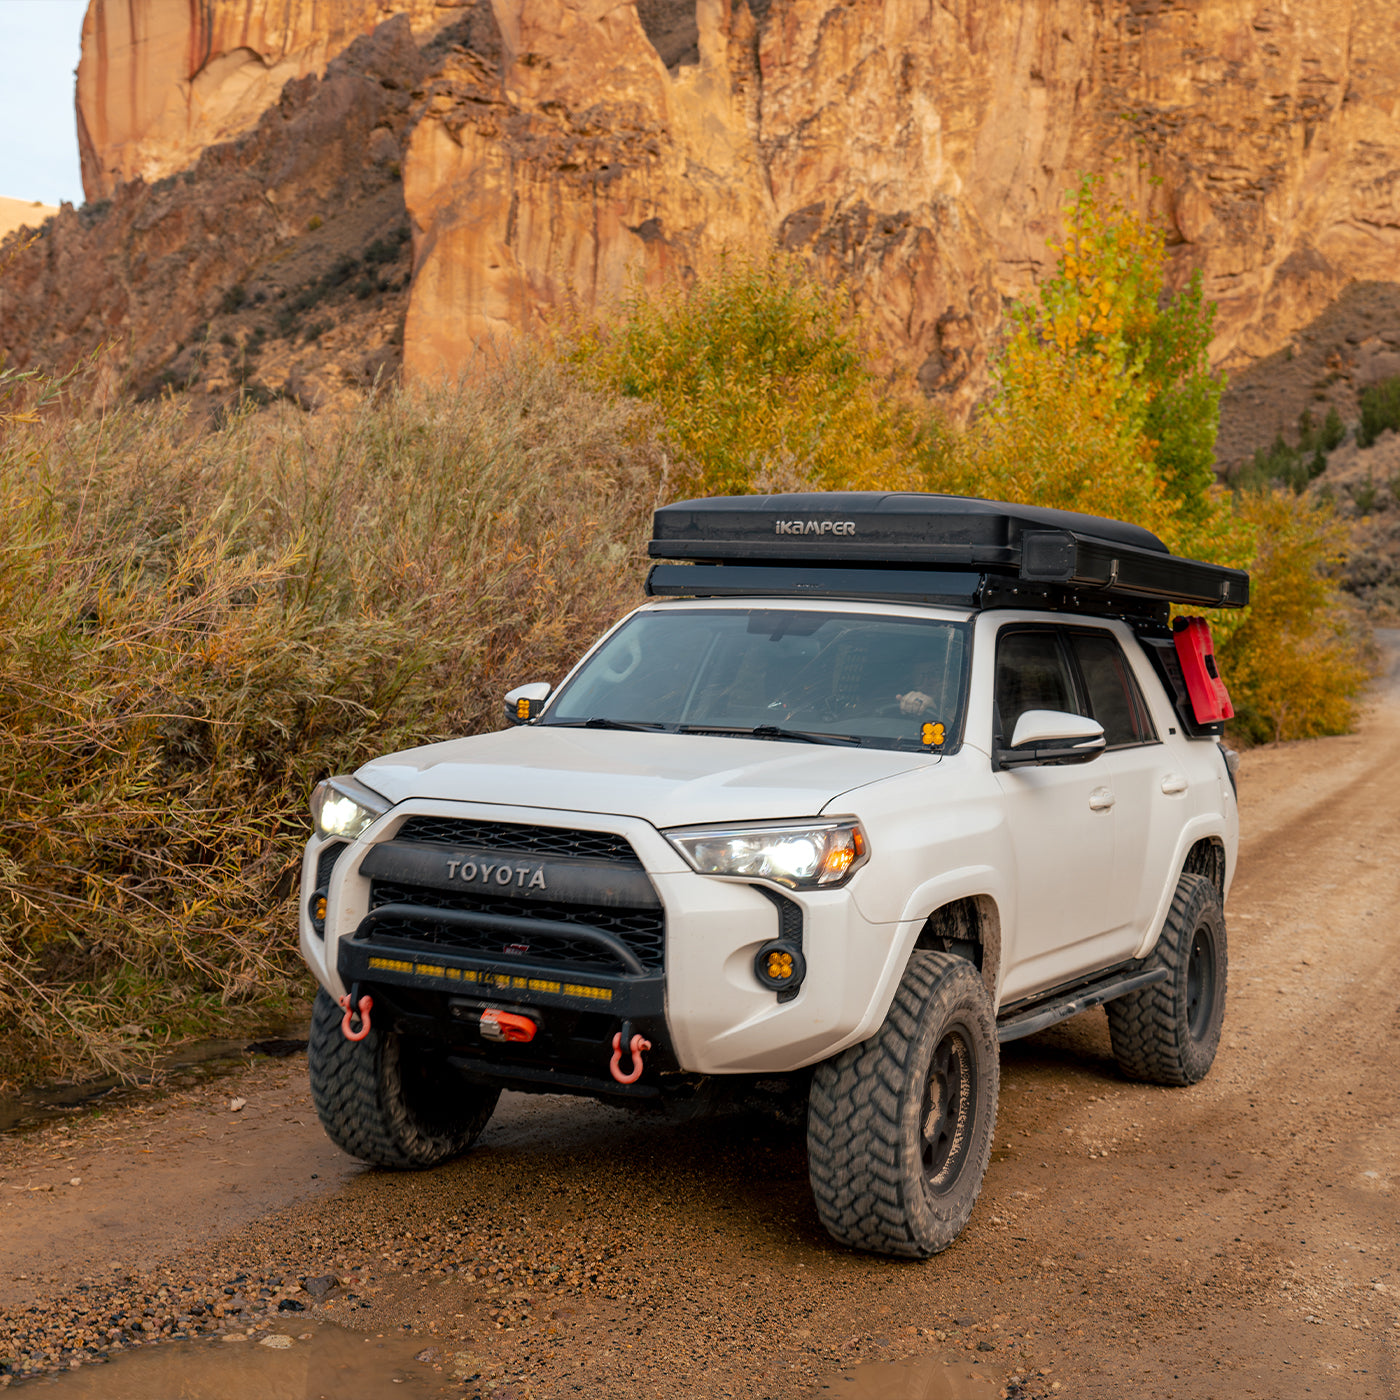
[338, 990, 373, 1042]
[609, 1024, 651, 1085]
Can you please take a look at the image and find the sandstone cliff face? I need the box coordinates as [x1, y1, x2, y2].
[401, 0, 1400, 413]
[77, 0, 445, 199]
[54, 0, 1400, 419]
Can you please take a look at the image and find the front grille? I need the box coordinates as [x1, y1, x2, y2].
[367, 879, 665, 972]
[395, 817, 641, 867]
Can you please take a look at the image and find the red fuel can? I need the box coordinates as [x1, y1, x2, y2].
[1172, 616, 1234, 724]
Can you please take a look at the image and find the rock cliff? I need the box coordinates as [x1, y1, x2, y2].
[399, 0, 1400, 414]
[26, 0, 1400, 419]
[3, 18, 431, 409]
[77, 0, 447, 198]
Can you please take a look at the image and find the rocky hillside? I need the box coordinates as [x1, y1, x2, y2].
[3, 0, 1399, 429]
[1218, 281, 1400, 618]
[0, 18, 439, 412]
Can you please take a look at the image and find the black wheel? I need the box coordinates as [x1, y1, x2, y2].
[308, 988, 499, 1168]
[807, 952, 999, 1258]
[1106, 872, 1227, 1086]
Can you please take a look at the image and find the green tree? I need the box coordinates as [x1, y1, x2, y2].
[949, 175, 1240, 565]
[565, 253, 926, 496]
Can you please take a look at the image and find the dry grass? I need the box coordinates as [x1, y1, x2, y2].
[0, 352, 665, 1088]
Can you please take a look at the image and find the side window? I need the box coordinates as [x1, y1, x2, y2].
[1067, 632, 1158, 748]
[994, 630, 1077, 741]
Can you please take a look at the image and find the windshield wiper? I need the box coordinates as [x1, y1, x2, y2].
[676, 723, 861, 747]
[547, 718, 666, 733]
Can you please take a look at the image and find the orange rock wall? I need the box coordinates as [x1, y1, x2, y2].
[68, 0, 1400, 413]
[76, 0, 444, 198]
[402, 0, 1400, 411]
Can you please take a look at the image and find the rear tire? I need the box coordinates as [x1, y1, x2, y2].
[1106, 872, 1227, 1086]
[308, 988, 499, 1168]
[807, 952, 999, 1258]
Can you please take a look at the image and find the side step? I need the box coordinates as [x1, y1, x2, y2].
[996, 966, 1168, 1044]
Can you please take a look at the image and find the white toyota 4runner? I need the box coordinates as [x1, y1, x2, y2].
[299, 493, 1247, 1257]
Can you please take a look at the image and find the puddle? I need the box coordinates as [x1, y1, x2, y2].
[811, 1358, 1006, 1400]
[0, 1025, 309, 1134]
[16, 1322, 459, 1398]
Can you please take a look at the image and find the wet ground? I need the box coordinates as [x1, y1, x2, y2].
[3, 655, 1400, 1398]
[0, 1032, 308, 1135]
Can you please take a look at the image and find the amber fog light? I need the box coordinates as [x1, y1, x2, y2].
[755, 940, 806, 993]
[309, 889, 329, 937]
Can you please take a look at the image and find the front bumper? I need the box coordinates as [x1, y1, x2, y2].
[299, 800, 910, 1079]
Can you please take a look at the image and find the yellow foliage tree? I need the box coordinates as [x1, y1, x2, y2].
[941, 176, 1249, 571]
[1215, 491, 1372, 742]
[936, 176, 1368, 738]
[565, 253, 927, 496]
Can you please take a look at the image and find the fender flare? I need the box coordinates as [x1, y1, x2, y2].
[836, 866, 1009, 1050]
[1132, 816, 1232, 961]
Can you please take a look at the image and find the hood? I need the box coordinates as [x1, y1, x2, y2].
[356, 726, 938, 829]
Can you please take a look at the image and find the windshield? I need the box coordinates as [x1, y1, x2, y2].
[544, 608, 970, 751]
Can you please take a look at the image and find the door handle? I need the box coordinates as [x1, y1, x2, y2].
[1161, 773, 1188, 795]
[1089, 787, 1115, 811]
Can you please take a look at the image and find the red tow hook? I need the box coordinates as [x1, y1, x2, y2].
[338, 990, 373, 1042]
[609, 1023, 651, 1085]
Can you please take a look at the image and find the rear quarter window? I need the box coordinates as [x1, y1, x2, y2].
[1067, 631, 1158, 748]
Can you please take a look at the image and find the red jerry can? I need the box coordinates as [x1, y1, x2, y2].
[1172, 616, 1234, 723]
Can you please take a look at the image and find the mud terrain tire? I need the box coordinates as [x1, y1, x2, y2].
[807, 951, 999, 1258]
[1106, 872, 1227, 1086]
[308, 988, 499, 1168]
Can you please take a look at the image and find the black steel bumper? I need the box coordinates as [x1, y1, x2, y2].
[336, 929, 673, 1099]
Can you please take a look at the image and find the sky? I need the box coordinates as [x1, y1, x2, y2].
[0, 0, 89, 206]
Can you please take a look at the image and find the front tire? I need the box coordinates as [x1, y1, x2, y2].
[308, 988, 499, 1168]
[1106, 872, 1227, 1086]
[807, 952, 999, 1258]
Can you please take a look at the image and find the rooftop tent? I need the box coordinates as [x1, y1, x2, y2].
[646, 493, 1249, 616]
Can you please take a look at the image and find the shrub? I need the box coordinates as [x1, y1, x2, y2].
[565, 252, 928, 496]
[1352, 474, 1380, 515]
[1357, 375, 1400, 448]
[0, 351, 664, 1087]
[943, 176, 1247, 567]
[365, 227, 410, 265]
[1229, 409, 1346, 495]
[1215, 491, 1371, 742]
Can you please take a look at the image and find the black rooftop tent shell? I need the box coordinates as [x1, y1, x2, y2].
[646, 493, 1249, 617]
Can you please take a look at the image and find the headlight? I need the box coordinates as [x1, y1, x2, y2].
[310, 775, 392, 841]
[665, 819, 868, 890]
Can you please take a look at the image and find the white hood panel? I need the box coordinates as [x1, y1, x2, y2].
[355, 727, 937, 829]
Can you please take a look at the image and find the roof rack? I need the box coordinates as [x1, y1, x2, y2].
[646, 493, 1249, 617]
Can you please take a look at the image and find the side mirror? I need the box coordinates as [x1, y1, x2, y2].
[997, 709, 1105, 769]
[504, 682, 551, 725]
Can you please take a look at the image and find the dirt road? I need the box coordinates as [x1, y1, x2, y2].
[3, 649, 1398, 1399]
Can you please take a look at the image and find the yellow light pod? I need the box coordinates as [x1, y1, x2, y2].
[755, 940, 806, 992]
[922, 721, 945, 747]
